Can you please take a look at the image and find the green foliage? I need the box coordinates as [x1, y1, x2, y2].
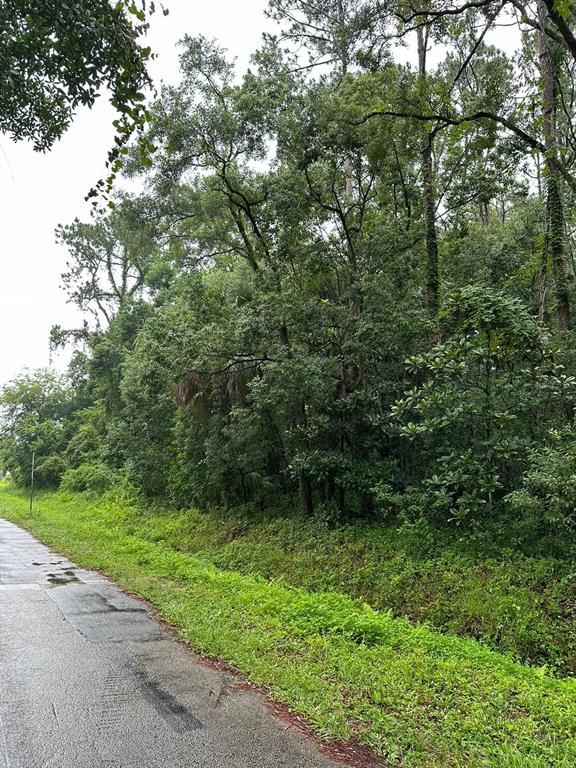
[60, 461, 114, 493]
[3, 16, 576, 530]
[119, 498, 576, 673]
[3, 0, 576, 602]
[56, 203, 158, 324]
[34, 454, 68, 487]
[0, 0, 156, 194]
[507, 427, 576, 535]
[392, 287, 576, 523]
[157, 502, 576, 672]
[6, 5, 576, 762]
[0, 370, 78, 487]
[65, 421, 101, 469]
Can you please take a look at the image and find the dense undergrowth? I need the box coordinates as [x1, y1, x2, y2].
[43, 488, 576, 674]
[128, 504, 576, 676]
[1, 483, 576, 768]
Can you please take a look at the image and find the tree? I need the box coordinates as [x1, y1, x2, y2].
[0, 370, 77, 486]
[0, 0, 160, 191]
[9, 0, 576, 534]
[392, 287, 576, 522]
[57, 203, 157, 327]
[537, 0, 571, 329]
[267, 0, 387, 74]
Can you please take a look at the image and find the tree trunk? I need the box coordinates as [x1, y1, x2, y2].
[548, 176, 570, 329]
[538, 0, 570, 329]
[299, 472, 315, 516]
[417, 27, 439, 316]
[423, 142, 440, 314]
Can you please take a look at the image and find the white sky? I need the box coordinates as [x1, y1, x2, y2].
[0, 2, 518, 385]
[0, 0, 270, 385]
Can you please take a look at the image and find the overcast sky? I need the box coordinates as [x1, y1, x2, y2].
[0, 0, 270, 385]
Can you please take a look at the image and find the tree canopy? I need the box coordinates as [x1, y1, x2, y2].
[2, 0, 576, 537]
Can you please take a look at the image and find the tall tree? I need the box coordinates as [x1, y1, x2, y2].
[416, 24, 440, 315]
[537, 0, 570, 329]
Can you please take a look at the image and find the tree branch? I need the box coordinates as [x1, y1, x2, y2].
[357, 108, 576, 192]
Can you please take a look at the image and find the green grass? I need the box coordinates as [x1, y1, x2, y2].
[69, 494, 576, 673]
[1, 485, 576, 768]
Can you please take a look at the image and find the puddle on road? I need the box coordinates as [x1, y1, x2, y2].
[90, 593, 147, 614]
[47, 571, 80, 587]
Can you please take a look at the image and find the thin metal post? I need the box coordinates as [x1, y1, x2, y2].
[29, 450, 35, 514]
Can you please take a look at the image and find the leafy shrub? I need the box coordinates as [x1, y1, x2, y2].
[60, 461, 113, 493]
[35, 455, 68, 487]
[507, 427, 576, 534]
[64, 420, 102, 468]
[392, 286, 576, 524]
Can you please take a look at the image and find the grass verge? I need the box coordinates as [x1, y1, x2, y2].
[0, 484, 575, 768]
[113, 499, 576, 674]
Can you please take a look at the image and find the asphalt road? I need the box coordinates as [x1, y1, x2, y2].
[0, 518, 342, 768]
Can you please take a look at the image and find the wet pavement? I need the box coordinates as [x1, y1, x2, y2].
[0, 519, 342, 768]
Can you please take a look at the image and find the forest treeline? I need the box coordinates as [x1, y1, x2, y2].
[4, 0, 576, 534]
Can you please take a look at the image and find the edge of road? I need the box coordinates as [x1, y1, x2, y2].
[2, 515, 385, 768]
